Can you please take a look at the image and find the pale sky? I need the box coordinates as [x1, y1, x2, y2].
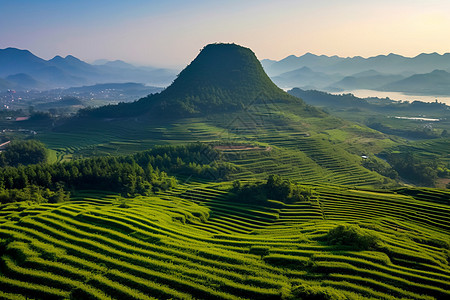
[1, 0, 449, 68]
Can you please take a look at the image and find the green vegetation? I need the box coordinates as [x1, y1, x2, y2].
[231, 175, 314, 205]
[0, 151, 178, 201]
[0, 182, 448, 299]
[326, 224, 380, 250]
[385, 152, 439, 186]
[0, 143, 244, 203]
[0, 185, 69, 204]
[381, 139, 450, 187]
[1, 43, 449, 299]
[0, 140, 48, 167]
[287, 88, 450, 187]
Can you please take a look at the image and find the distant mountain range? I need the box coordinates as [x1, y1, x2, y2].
[0, 48, 177, 90]
[263, 52, 450, 95]
[3, 47, 450, 96]
[262, 52, 450, 76]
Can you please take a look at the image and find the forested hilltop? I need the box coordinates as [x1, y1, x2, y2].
[81, 43, 307, 118]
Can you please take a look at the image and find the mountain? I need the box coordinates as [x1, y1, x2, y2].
[288, 88, 370, 108]
[49, 55, 100, 78]
[0, 48, 48, 77]
[287, 87, 450, 114]
[262, 52, 450, 93]
[381, 69, 450, 95]
[0, 48, 178, 89]
[158, 43, 294, 111]
[260, 58, 277, 70]
[329, 72, 404, 91]
[263, 52, 450, 77]
[34, 66, 88, 87]
[102, 60, 137, 69]
[5, 73, 47, 90]
[272, 66, 343, 90]
[0, 78, 13, 89]
[97, 64, 176, 87]
[89, 43, 299, 118]
[65, 82, 161, 94]
[264, 53, 344, 76]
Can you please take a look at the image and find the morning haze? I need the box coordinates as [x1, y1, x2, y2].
[1, 0, 450, 67]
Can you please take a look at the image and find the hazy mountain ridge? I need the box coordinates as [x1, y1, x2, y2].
[265, 52, 450, 76]
[0, 47, 177, 90]
[265, 52, 450, 94]
[272, 67, 343, 90]
[4, 47, 450, 95]
[380, 69, 450, 95]
[331, 73, 405, 91]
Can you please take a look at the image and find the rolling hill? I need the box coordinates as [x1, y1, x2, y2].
[381, 70, 450, 95]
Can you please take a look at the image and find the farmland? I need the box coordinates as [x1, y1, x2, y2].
[1, 43, 449, 300]
[1, 183, 449, 299]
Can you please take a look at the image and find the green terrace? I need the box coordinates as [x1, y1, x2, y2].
[1, 182, 448, 299]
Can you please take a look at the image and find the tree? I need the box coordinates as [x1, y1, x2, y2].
[0, 140, 48, 167]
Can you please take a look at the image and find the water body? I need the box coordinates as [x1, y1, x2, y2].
[333, 89, 450, 106]
[394, 116, 440, 122]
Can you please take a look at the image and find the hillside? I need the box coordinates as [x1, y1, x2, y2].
[381, 70, 450, 95]
[1, 180, 449, 299]
[87, 43, 298, 117]
[0, 144, 448, 299]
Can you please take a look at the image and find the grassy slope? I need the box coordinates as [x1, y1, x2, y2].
[0, 184, 449, 299]
[37, 101, 396, 188]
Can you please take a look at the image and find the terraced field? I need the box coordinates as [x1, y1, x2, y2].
[1, 184, 449, 299]
[38, 105, 393, 188]
[386, 138, 450, 165]
[225, 141, 386, 187]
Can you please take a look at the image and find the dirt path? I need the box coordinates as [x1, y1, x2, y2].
[0, 140, 11, 148]
[214, 145, 272, 152]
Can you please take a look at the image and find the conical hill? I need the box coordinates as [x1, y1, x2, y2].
[88, 43, 302, 118]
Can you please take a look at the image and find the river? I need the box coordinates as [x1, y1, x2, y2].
[332, 89, 450, 106]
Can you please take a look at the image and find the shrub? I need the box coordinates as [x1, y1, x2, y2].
[288, 283, 346, 300]
[231, 175, 315, 205]
[326, 224, 380, 250]
[249, 246, 270, 258]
